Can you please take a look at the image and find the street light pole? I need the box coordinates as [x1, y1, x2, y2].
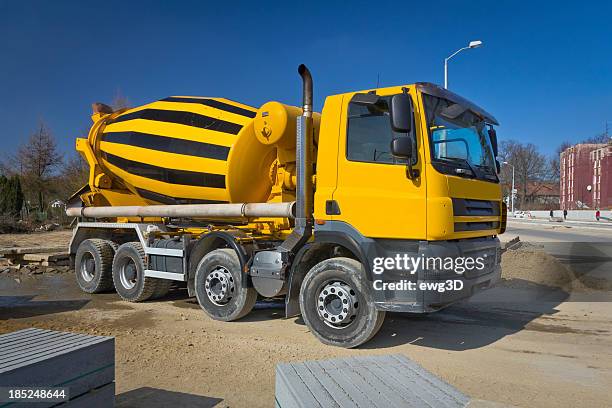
[444, 40, 483, 89]
[503, 161, 515, 214]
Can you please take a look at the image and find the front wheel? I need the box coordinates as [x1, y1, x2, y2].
[299, 257, 386, 348]
[194, 248, 257, 321]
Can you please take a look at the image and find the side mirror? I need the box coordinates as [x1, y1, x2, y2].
[390, 93, 413, 133]
[390, 137, 413, 159]
[488, 127, 498, 157]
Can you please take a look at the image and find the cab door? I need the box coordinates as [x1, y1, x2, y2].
[331, 88, 427, 240]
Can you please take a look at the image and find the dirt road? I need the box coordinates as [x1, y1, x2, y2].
[1, 232, 611, 407]
[0, 230, 72, 248]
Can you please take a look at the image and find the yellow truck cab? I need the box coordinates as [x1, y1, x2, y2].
[68, 65, 504, 348]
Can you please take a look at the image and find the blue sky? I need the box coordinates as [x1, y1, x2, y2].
[1, 0, 611, 159]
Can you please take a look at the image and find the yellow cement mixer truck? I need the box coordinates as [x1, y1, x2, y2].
[67, 65, 505, 347]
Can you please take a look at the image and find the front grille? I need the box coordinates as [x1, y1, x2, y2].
[452, 198, 500, 216]
[422, 269, 459, 280]
[455, 221, 500, 232]
[453, 198, 501, 232]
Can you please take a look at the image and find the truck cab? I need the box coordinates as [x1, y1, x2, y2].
[316, 82, 502, 241]
[290, 82, 504, 345]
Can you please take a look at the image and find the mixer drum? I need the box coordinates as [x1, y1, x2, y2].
[94, 96, 276, 205]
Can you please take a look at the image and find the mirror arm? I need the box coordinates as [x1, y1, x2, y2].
[406, 163, 419, 179]
[403, 87, 416, 178]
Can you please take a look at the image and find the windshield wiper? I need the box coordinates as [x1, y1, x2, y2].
[436, 157, 478, 178]
[475, 164, 499, 181]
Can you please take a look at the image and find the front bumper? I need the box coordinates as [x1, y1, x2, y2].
[370, 237, 502, 313]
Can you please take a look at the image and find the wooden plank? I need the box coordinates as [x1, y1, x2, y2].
[0, 247, 67, 256]
[48, 253, 69, 262]
[22, 253, 69, 262]
[276, 355, 469, 408]
[22, 254, 48, 262]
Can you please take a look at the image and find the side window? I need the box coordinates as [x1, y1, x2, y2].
[346, 95, 414, 164]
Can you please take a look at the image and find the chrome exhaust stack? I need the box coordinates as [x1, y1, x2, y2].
[251, 65, 314, 297]
[279, 64, 314, 251]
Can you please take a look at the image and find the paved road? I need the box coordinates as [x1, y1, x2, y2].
[503, 219, 612, 243]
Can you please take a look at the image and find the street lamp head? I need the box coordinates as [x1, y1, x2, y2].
[444, 40, 484, 89]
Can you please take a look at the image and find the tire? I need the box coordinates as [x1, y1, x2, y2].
[194, 248, 257, 321]
[75, 239, 115, 293]
[107, 241, 119, 253]
[299, 257, 386, 348]
[112, 242, 158, 302]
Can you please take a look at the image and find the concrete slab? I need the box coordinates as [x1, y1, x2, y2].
[0, 328, 115, 408]
[276, 354, 469, 408]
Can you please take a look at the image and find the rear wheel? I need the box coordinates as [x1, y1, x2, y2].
[299, 257, 386, 348]
[75, 239, 115, 293]
[107, 240, 119, 253]
[194, 248, 257, 321]
[112, 242, 158, 302]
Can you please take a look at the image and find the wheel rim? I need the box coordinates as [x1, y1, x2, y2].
[205, 266, 235, 306]
[119, 259, 138, 289]
[80, 252, 96, 282]
[316, 280, 359, 329]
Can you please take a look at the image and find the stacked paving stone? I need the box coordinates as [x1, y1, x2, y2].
[276, 354, 469, 408]
[0, 328, 115, 407]
[0, 247, 70, 276]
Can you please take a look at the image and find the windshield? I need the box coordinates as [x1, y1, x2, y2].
[422, 93, 498, 181]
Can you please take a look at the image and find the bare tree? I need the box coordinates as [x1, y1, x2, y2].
[56, 153, 89, 199]
[583, 122, 610, 144]
[549, 140, 572, 182]
[499, 140, 549, 209]
[11, 122, 63, 211]
[111, 89, 130, 111]
[583, 133, 610, 144]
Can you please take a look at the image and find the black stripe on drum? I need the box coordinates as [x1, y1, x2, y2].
[103, 152, 226, 189]
[160, 97, 257, 118]
[101, 131, 230, 161]
[109, 109, 243, 135]
[136, 187, 228, 205]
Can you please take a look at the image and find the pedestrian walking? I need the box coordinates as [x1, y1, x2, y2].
[596, 209, 601, 221]
[563, 209, 567, 220]
[549, 209, 553, 219]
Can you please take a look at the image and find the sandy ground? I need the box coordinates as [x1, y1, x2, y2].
[1, 232, 612, 407]
[0, 229, 73, 248]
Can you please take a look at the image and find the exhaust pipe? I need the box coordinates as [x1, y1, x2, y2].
[279, 64, 314, 252]
[299, 64, 313, 118]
